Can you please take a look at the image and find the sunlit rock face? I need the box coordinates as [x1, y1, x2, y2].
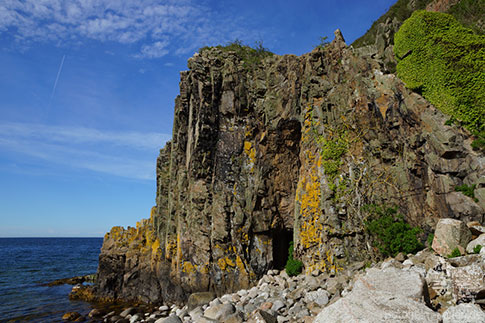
[94, 30, 485, 304]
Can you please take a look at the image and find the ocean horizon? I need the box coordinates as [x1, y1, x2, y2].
[0, 237, 103, 322]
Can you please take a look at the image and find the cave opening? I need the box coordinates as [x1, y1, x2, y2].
[272, 228, 293, 270]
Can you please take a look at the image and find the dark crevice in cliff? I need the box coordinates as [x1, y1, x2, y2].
[272, 228, 293, 270]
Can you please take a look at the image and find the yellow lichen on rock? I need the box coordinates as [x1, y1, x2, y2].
[243, 140, 256, 171]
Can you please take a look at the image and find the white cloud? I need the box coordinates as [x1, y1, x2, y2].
[0, 0, 266, 58]
[137, 40, 169, 58]
[0, 122, 171, 180]
[0, 0, 233, 58]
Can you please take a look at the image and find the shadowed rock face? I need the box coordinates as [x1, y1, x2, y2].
[94, 31, 485, 304]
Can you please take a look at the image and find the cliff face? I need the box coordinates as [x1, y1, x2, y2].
[95, 30, 485, 305]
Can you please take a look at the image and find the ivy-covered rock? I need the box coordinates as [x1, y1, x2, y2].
[394, 10, 485, 133]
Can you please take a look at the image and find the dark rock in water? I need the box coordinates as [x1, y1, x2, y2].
[45, 274, 96, 287]
[62, 311, 81, 321]
[92, 2, 485, 306]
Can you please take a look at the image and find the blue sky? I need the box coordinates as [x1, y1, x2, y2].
[0, 0, 396, 237]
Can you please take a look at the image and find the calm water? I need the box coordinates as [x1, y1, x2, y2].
[0, 238, 103, 322]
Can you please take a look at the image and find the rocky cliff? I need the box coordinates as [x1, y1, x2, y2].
[94, 25, 485, 305]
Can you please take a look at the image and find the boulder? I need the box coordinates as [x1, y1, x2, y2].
[467, 234, 485, 254]
[304, 289, 329, 306]
[450, 261, 485, 303]
[120, 307, 137, 318]
[187, 292, 216, 311]
[203, 303, 236, 321]
[467, 221, 485, 236]
[155, 315, 182, 323]
[442, 303, 485, 323]
[221, 312, 245, 323]
[247, 310, 277, 323]
[353, 266, 426, 301]
[314, 266, 440, 323]
[432, 218, 472, 256]
[314, 290, 440, 323]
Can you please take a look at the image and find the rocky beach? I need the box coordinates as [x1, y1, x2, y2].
[66, 217, 485, 322]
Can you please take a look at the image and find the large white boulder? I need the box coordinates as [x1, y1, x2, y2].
[442, 303, 485, 323]
[314, 266, 440, 323]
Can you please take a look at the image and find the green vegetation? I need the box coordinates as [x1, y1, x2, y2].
[394, 11, 485, 133]
[352, 0, 433, 48]
[447, 247, 462, 258]
[352, 0, 484, 48]
[471, 136, 485, 152]
[447, 0, 485, 34]
[198, 39, 273, 70]
[455, 184, 478, 201]
[314, 36, 330, 50]
[364, 204, 423, 257]
[427, 233, 434, 248]
[285, 241, 303, 276]
[317, 130, 349, 192]
[473, 244, 482, 254]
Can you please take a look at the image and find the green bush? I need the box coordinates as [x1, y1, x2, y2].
[394, 11, 485, 133]
[364, 205, 423, 257]
[447, 247, 462, 258]
[474, 244, 482, 254]
[198, 39, 273, 70]
[471, 135, 485, 152]
[285, 241, 303, 277]
[455, 184, 477, 201]
[314, 36, 330, 50]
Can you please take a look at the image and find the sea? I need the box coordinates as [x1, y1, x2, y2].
[0, 237, 103, 322]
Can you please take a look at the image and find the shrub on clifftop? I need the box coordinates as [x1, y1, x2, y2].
[394, 10, 485, 133]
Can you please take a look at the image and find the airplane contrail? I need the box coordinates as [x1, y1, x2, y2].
[49, 54, 66, 104]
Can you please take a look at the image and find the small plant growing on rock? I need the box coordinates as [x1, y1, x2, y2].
[364, 204, 423, 257]
[427, 233, 434, 248]
[285, 241, 303, 277]
[314, 36, 330, 50]
[473, 245, 482, 254]
[471, 135, 485, 152]
[447, 247, 462, 258]
[455, 184, 478, 202]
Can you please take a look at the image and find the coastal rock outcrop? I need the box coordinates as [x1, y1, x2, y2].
[94, 14, 485, 306]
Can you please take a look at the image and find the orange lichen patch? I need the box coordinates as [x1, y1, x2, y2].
[375, 93, 391, 119]
[217, 257, 236, 271]
[182, 261, 196, 274]
[151, 239, 160, 255]
[165, 238, 177, 260]
[296, 107, 324, 250]
[296, 104, 346, 275]
[244, 140, 256, 169]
